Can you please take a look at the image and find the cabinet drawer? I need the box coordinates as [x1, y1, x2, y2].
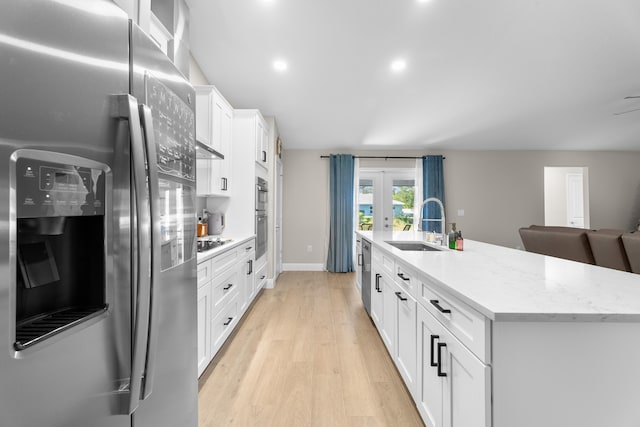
[211, 247, 239, 276]
[420, 278, 490, 363]
[255, 263, 267, 291]
[197, 259, 213, 288]
[373, 247, 395, 278]
[211, 293, 239, 357]
[212, 268, 239, 314]
[394, 260, 418, 297]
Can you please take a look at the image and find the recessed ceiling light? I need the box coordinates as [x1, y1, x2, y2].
[390, 59, 407, 73]
[273, 60, 288, 71]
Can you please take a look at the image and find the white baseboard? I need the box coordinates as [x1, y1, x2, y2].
[282, 263, 325, 271]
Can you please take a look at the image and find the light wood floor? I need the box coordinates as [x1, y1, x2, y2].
[198, 271, 424, 427]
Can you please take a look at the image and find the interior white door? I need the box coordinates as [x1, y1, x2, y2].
[566, 173, 585, 228]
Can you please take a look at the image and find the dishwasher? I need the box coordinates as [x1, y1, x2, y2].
[361, 239, 372, 316]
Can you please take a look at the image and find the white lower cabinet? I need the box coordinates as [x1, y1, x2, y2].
[355, 237, 362, 292]
[370, 269, 384, 328]
[417, 302, 490, 427]
[380, 273, 396, 355]
[196, 238, 259, 377]
[211, 293, 239, 356]
[238, 243, 255, 313]
[254, 262, 267, 293]
[393, 280, 417, 399]
[366, 240, 491, 427]
[196, 282, 212, 377]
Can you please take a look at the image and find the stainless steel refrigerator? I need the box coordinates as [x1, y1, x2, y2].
[0, 1, 198, 426]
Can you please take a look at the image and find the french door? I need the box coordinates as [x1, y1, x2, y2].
[358, 170, 416, 232]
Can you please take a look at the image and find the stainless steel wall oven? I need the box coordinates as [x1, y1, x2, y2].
[256, 177, 267, 260]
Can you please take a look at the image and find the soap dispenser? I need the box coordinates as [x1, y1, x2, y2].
[448, 223, 457, 249]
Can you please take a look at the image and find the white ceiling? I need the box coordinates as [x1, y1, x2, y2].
[189, 0, 640, 151]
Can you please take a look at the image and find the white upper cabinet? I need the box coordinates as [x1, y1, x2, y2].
[196, 86, 232, 155]
[195, 85, 233, 196]
[255, 116, 269, 170]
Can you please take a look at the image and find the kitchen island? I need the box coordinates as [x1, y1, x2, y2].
[357, 230, 640, 427]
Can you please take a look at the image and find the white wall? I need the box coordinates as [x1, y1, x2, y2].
[282, 150, 640, 266]
[189, 52, 209, 86]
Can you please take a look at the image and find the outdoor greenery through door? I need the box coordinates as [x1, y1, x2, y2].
[358, 170, 416, 232]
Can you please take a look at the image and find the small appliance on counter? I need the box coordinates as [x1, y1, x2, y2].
[207, 212, 225, 235]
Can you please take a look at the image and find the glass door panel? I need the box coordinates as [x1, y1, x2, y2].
[389, 177, 415, 231]
[358, 171, 415, 232]
[358, 176, 376, 230]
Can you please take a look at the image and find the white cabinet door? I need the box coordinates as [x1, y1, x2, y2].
[355, 237, 362, 292]
[370, 269, 384, 328]
[394, 282, 417, 398]
[195, 86, 233, 196]
[441, 325, 491, 427]
[417, 304, 491, 427]
[195, 88, 214, 147]
[255, 116, 268, 169]
[417, 304, 444, 427]
[238, 245, 255, 313]
[380, 273, 396, 355]
[197, 282, 212, 377]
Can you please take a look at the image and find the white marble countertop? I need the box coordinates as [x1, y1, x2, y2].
[196, 235, 255, 264]
[358, 230, 640, 322]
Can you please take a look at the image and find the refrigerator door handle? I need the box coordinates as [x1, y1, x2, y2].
[116, 94, 152, 414]
[138, 103, 160, 401]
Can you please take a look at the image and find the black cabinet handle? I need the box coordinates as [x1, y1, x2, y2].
[221, 177, 228, 191]
[223, 284, 233, 291]
[430, 335, 439, 367]
[245, 246, 253, 251]
[397, 272, 410, 281]
[260, 275, 266, 280]
[375, 273, 381, 292]
[247, 260, 253, 275]
[358, 254, 363, 266]
[262, 150, 267, 162]
[437, 342, 447, 377]
[223, 317, 233, 326]
[395, 291, 407, 301]
[430, 299, 452, 314]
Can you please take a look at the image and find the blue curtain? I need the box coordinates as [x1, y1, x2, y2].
[422, 155, 445, 233]
[327, 154, 355, 273]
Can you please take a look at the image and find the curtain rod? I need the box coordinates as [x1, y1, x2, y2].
[319, 155, 445, 159]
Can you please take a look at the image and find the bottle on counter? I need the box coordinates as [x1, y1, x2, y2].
[456, 231, 464, 251]
[448, 223, 457, 249]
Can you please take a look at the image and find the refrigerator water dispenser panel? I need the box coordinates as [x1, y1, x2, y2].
[13, 152, 109, 351]
[16, 157, 106, 218]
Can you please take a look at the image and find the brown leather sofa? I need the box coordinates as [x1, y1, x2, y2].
[586, 229, 631, 272]
[518, 225, 595, 264]
[622, 232, 640, 274]
[519, 225, 638, 273]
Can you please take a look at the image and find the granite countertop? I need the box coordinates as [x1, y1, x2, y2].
[196, 235, 255, 263]
[358, 230, 640, 322]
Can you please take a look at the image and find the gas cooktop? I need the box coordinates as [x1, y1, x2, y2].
[197, 237, 232, 252]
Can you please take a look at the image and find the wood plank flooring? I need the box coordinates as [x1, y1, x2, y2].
[198, 271, 424, 427]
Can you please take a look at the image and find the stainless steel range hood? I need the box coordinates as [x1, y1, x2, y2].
[196, 140, 224, 160]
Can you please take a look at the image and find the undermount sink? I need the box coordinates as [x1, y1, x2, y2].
[384, 241, 444, 251]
